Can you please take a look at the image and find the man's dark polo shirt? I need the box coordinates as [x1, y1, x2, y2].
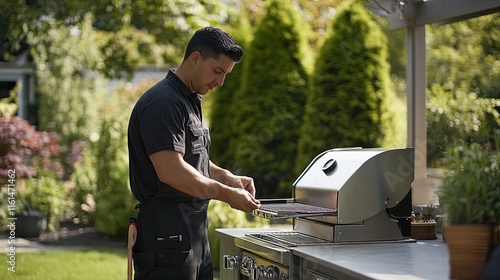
[127, 70, 210, 204]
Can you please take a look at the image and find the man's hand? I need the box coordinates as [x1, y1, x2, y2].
[209, 162, 260, 212]
[227, 175, 256, 198]
[226, 187, 261, 213]
[219, 174, 260, 212]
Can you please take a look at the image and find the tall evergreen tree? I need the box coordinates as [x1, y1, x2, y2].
[295, 0, 395, 173]
[231, 0, 311, 198]
[209, 13, 252, 171]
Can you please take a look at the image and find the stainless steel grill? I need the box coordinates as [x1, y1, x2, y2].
[252, 147, 414, 244]
[218, 147, 415, 279]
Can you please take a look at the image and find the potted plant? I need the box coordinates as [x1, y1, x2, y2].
[438, 133, 500, 279]
[16, 174, 67, 237]
[411, 205, 439, 240]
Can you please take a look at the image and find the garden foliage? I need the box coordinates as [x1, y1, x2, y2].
[0, 116, 61, 178]
[427, 85, 500, 165]
[426, 14, 500, 165]
[230, 0, 312, 198]
[438, 132, 500, 224]
[70, 98, 137, 237]
[1, 0, 499, 243]
[0, 116, 73, 231]
[30, 14, 103, 146]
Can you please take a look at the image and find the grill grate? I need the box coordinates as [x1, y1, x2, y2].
[259, 203, 337, 215]
[253, 202, 337, 219]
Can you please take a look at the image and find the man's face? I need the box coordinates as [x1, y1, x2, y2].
[189, 52, 236, 95]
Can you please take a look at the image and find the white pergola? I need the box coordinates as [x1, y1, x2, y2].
[365, 0, 500, 205]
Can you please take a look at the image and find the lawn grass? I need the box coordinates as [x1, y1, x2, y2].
[4, 248, 221, 279]
[4, 248, 127, 280]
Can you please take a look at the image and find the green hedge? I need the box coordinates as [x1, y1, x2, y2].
[70, 116, 136, 237]
[295, 0, 396, 173]
[230, 0, 311, 198]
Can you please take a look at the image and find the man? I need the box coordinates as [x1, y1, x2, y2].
[127, 26, 261, 279]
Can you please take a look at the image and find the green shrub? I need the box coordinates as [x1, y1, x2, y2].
[295, 0, 396, 173]
[32, 14, 102, 146]
[438, 132, 500, 224]
[69, 147, 98, 222]
[74, 116, 136, 237]
[0, 116, 71, 232]
[427, 85, 500, 166]
[231, 0, 311, 198]
[22, 175, 70, 231]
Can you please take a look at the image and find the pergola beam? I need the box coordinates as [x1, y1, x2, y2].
[367, 0, 500, 30]
[414, 0, 500, 25]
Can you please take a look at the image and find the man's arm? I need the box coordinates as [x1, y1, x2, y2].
[150, 150, 260, 212]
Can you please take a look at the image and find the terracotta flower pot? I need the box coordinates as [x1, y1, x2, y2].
[445, 224, 492, 280]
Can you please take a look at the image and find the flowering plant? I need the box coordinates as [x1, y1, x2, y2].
[0, 116, 61, 178]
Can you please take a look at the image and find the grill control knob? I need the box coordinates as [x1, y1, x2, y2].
[241, 256, 255, 275]
[266, 265, 279, 280]
[222, 255, 239, 270]
[252, 265, 267, 280]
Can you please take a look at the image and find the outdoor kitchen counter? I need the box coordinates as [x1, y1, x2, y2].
[216, 228, 449, 280]
[293, 235, 449, 280]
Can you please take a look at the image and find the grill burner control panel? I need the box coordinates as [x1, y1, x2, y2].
[224, 251, 289, 280]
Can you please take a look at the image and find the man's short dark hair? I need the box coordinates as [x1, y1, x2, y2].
[183, 26, 243, 63]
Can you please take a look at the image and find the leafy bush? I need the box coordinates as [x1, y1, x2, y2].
[0, 116, 76, 231]
[71, 115, 136, 237]
[69, 147, 98, 222]
[231, 0, 311, 198]
[0, 116, 61, 178]
[21, 175, 71, 231]
[427, 85, 500, 165]
[31, 14, 103, 146]
[427, 14, 500, 100]
[438, 131, 500, 224]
